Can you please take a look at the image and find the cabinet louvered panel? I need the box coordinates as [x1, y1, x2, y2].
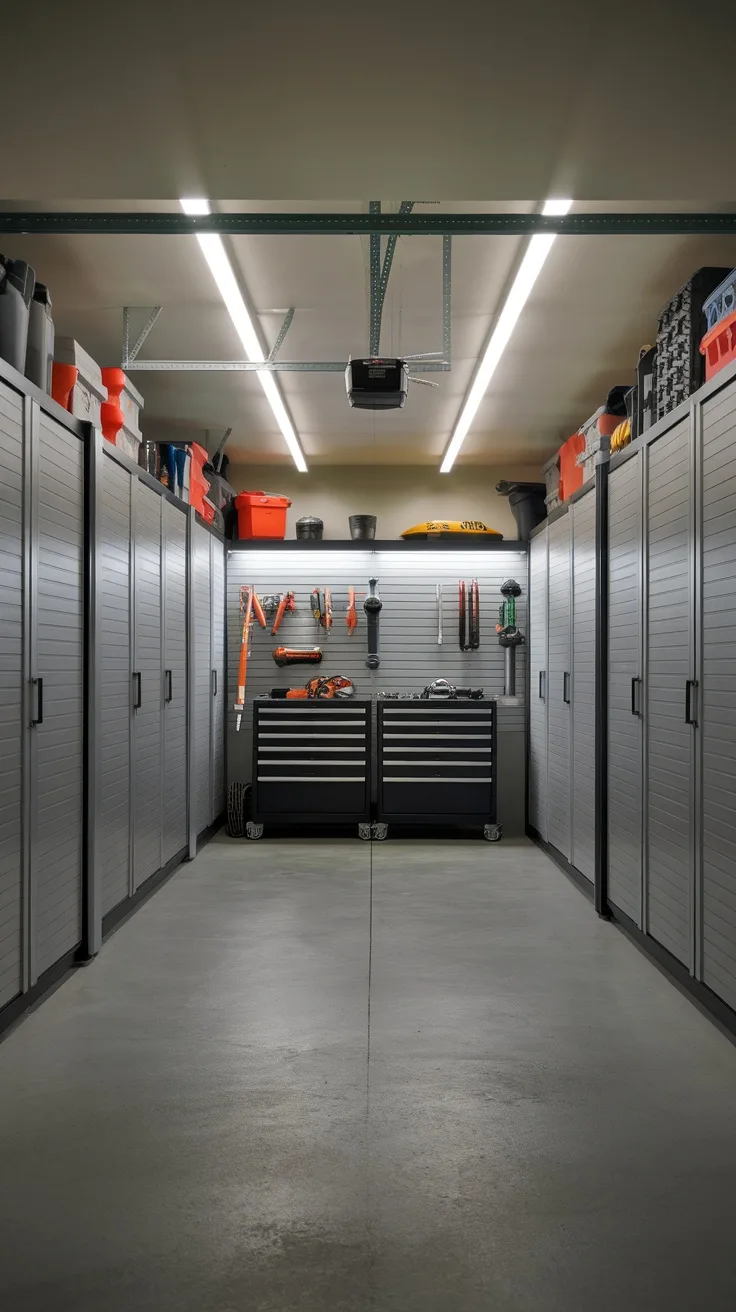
[0, 384, 24, 1007]
[607, 455, 643, 924]
[133, 483, 162, 888]
[701, 388, 736, 1008]
[378, 701, 496, 824]
[162, 500, 188, 865]
[571, 491, 596, 881]
[253, 700, 371, 821]
[646, 420, 693, 966]
[546, 515, 571, 860]
[528, 530, 548, 840]
[192, 523, 212, 835]
[33, 415, 84, 976]
[98, 455, 132, 915]
[210, 538, 226, 823]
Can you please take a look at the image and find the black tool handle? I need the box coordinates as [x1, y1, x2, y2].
[31, 677, 44, 726]
[685, 679, 698, 725]
[133, 671, 142, 710]
[165, 669, 173, 703]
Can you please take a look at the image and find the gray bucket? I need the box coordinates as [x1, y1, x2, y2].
[349, 514, 377, 540]
[296, 515, 324, 540]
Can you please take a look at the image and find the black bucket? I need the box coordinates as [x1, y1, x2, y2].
[349, 514, 377, 540]
[496, 481, 547, 541]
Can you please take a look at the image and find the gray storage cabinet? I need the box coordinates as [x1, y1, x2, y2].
[191, 520, 226, 841]
[527, 484, 597, 882]
[0, 372, 85, 1013]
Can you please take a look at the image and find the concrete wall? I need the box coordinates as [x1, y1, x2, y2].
[226, 462, 544, 541]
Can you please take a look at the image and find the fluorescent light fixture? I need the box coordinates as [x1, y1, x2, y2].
[440, 198, 573, 473]
[180, 197, 308, 472]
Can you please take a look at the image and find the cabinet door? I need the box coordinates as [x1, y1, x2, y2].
[571, 491, 596, 882]
[528, 529, 548, 839]
[700, 387, 736, 1009]
[210, 537, 226, 824]
[192, 522, 212, 836]
[607, 454, 643, 924]
[98, 455, 132, 916]
[162, 500, 188, 865]
[32, 413, 84, 979]
[645, 420, 693, 966]
[546, 513, 572, 860]
[133, 482, 162, 889]
[0, 384, 25, 1008]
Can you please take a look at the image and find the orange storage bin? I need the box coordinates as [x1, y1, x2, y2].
[189, 442, 210, 514]
[558, 431, 586, 501]
[700, 310, 736, 381]
[235, 490, 292, 539]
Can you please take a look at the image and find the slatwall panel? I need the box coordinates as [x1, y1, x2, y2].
[571, 491, 596, 881]
[162, 500, 188, 865]
[98, 455, 132, 915]
[192, 523, 212, 835]
[34, 415, 84, 976]
[226, 549, 527, 789]
[700, 387, 736, 1009]
[210, 538, 226, 823]
[546, 516, 571, 860]
[607, 455, 643, 923]
[528, 530, 548, 839]
[0, 384, 24, 1008]
[133, 483, 162, 889]
[646, 420, 693, 966]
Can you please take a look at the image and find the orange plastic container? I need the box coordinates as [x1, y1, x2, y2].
[235, 490, 292, 539]
[700, 309, 736, 381]
[189, 442, 210, 514]
[558, 431, 586, 501]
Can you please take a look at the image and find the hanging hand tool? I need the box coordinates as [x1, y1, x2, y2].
[272, 646, 324, 667]
[346, 586, 358, 635]
[323, 587, 333, 633]
[470, 578, 480, 650]
[270, 590, 296, 636]
[458, 579, 467, 651]
[458, 579, 480, 651]
[436, 582, 443, 645]
[363, 577, 382, 669]
[234, 585, 266, 731]
[311, 588, 333, 631]
[496, 579, 524, 695]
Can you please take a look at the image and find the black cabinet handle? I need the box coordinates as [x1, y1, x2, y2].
[212, 669, 218, 697]
[563, 671, 571, 704]
[31, 677, 43, 727]
[538, 670, 545, 700]
[631, 676, 641, 716]
[685, 679, 698, 726]
[133, 671, 142, 710]
[165, 669, 173, 703]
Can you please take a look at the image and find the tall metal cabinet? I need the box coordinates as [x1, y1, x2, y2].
[606, 360, 736, 1016]
[191, 520, 226, 845]
[528, 483, 597, 882]
[0, 371, 86, 1013]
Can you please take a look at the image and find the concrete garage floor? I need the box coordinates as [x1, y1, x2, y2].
[2, 838, 736, 1311]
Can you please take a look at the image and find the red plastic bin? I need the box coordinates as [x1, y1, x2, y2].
[700, 310, 736, 382]
[235, 490, 292, 539]
[558, 431, 586, 501]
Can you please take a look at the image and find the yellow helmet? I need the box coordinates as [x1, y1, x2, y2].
[401, 519, 503, 540]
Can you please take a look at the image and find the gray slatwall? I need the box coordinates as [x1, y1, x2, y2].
[571, 491, 596, 881]
[528, 530, 548, 839]
[646, 420, 693, 965]
[193, 523, 213, 835]
[226, 549, 527, 790]
[700, 388, 736, 1008]
[99, 455, 132, 916]
[210, 539, 226, 823]
[0, 384, 24, 1007]
[34, 416, 84, 977]
[133, 483, 162, 889]
[546, 516, 571, 860]
[162, 500, 188, 865]
[607, 455, 643, 923]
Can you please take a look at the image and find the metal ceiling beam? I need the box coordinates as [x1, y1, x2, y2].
[123, 358, 449, 373]
[3, 212, 736, 236]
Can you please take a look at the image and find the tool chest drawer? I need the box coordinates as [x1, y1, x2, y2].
[252, 699, 372, 823]
[377, 700, 496, 826]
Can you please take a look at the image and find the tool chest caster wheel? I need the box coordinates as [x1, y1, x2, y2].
[372, 823, 388, 840]
[246, 822, 264, 840]
[358, 824, 372, 841]
[484, 824, 502, 843]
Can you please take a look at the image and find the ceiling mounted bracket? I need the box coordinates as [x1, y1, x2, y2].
[267, 307, 295, 362]
[122, 305, 162, 367]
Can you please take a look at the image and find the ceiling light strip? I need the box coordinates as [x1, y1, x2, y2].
[440, 198, 573, 474]
[180, 198, 307, 472]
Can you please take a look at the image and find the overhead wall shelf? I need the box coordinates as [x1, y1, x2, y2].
[228, 538, 528, 552]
